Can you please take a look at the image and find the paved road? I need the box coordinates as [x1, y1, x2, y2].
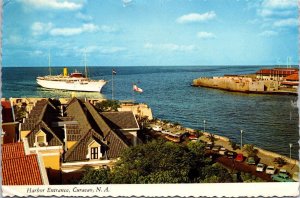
[215, 155, 272, 182]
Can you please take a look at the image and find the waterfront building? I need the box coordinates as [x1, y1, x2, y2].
[2, 142, 49, 185]
[18, 97, 141, 184]
[281, 71, 299, 88]
[256, 68, 298, 81]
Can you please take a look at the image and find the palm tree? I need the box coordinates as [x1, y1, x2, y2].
[243, 144, 258, 157]
[229, 140, 238, 150]
[273, 157, 287, 167]
[208, 133, 216, 144]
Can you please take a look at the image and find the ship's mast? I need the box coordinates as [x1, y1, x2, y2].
[84, 50, 88, 78]
[48, 49, 52, 75]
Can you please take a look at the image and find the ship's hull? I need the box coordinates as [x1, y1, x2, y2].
[37, 78, 107, 92]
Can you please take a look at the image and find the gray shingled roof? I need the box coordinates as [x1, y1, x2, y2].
[101, 111, 139, 130]
[22, 97, 132, 162]
[26, 121, 63, 147]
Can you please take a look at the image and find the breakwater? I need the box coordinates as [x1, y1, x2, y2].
[192, 76, 297, 95]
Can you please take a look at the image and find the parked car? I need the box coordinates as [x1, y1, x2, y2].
[279, 169, 288, 175]
[219, 147, 227, 155]
[152, 125, 162, 132]
[256, 163, 265, 172]
[235, 153, 244, 162]
[212, 145, 221, 152]
[271, 173, 294, 182]
[292, 172, 299, 182]
[205, 142, 213, 150]
[266, 166, 276, 174]
[189, 134, 198, 141]
[246, 156, 257, 165]
[226, 151, 237, 159]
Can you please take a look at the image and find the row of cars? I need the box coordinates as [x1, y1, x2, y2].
[204, 142, 298, 182]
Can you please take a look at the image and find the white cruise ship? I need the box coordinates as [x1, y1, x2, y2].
[37, 68, 107, 92]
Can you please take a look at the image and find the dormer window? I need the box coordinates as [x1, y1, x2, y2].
[90, 147, 98, 159]
[34, 130, 48, 147]
[86, 139, 102, 160]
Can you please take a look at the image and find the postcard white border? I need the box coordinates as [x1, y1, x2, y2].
[2, 183, 299, 197]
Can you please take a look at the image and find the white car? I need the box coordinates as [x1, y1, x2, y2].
[256, 163, 265, 172]
[266, 166, 276, 174]
[152, 125, 162, 132]
[279, 169, 287, 174]
[219, 147, 227, 155]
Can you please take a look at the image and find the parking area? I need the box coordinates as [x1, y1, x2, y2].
[144, 122, 299, 182]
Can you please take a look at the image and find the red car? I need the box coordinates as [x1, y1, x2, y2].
[235, 153, 244, 162]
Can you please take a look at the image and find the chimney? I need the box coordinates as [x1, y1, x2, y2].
[64, 124, 67, 151]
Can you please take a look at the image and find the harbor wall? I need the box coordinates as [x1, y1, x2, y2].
[192, 76, 281, 93]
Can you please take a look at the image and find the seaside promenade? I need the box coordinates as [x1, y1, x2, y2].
[149, 120, 299, 178]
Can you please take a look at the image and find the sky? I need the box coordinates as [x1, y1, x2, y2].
[2, 0, 299, 66]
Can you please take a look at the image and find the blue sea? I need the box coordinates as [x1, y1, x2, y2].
[2, 66, 299, 158]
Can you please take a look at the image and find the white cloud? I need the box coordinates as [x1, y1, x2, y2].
[31, 22, 53, 35]
[99, 25, 118, 33]
[31, 22, 117, 36]
[50, 23, 99, 36]
[262, 0, 297, 9]
[273, 18, 298, 27]
[144, 43, 196, 52]
[78, 45, 126, 54]
[259, 30, 278, 37]
[197, 32, 216, 39]
[122, 0, 133, 7]
[31, 50, 44, 56]
[76, 12, 93, 21]
[176, 11, 216, 24]
[21, 0, 83, 10]
[4, 35, 23, 45]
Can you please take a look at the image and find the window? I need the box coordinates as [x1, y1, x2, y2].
[35, 130, 47, 147]
[90, 147, 98, 159]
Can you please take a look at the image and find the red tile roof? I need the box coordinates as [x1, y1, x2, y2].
[2, 142, 25, 159]
[2, 154, 43, 185]
[1, 142, 44, 185]
[256, 68, 298, 76]
[285, 71, 299, 81]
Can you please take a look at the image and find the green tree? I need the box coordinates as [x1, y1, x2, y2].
[79, 168, 111, 184]
[80, 140, 233, 184]
[95, 100, 120, 112]
[229, 140, 238, 150]
[208, 133, 216, 144]
[14, 105, 27, 122]
[243, 144, 258, 157]
[240, 172, 264, 182]
[194, 130, 203, 138]
[273, 157, 287, 167]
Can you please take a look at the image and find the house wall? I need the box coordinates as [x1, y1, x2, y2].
[2, 124, 18, 143]
[67, 141, 77, 150]
[21, 130, 31, 139]
[29, 146, 63, 170]
[42, 154, 61, 170]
